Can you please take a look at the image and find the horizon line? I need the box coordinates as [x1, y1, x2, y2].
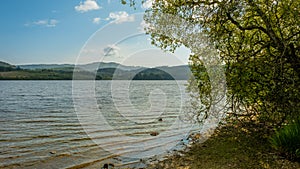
[2, 60, 189, 68]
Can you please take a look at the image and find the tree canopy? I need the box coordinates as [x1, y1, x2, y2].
[124, 0, 300, 125]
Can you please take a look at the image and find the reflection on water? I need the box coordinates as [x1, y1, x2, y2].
[0, 80, 193, 168]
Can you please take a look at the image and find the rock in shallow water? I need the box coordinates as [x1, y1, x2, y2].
[150, 131, 159, 136]
[102, 163, 114, 169]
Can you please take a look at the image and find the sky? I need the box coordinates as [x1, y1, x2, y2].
[0, 0, 190, 67]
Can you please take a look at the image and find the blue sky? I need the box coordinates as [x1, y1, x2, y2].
[0, 0, 189, 67]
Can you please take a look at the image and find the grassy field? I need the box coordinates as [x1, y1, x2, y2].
[147, 122, 300, 169]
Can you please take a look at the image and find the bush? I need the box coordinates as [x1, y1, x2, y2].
[270, 118, 300, 161]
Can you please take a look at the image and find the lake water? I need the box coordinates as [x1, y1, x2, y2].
[0, 80, 198, 168]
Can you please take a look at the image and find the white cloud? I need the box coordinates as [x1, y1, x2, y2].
[34, 20, 48, 25]
[48, 19, 59, 27]
[108, 11, 134, 24]
[75, 0, 101, 13]
[25, 19, 59, 27]
[142, 0, 153, 9]
[93, 17, 111, 24]
[93, 17, 101, 24]
[103, 44, 121, 57]
[92, 16, 110, 24]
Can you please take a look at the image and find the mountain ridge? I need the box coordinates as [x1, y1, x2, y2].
[17, 62, 185, 71]
[0, 61, 191, 80]
[18, 62, 142, 70]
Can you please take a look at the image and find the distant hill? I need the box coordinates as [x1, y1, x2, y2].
[18, 64, 73, 70]
[0, 61, 18, 71]
[156, 65, 191, 80]
[0, 69, 98, 80]
[1, 61, 191, 80]
[97, 65, 191, 80]
[18, 62, 144, 71]
[132, 68, 175, 80]
[0, 61, 99, 80]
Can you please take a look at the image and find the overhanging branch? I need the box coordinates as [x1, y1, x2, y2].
[226, 13, 268, 35]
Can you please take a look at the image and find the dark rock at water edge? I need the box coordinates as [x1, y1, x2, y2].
[102, 163, 114, 169]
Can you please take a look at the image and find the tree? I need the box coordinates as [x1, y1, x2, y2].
[123, 0, 300, 125]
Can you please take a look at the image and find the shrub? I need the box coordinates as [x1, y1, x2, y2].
[270, 118, 300, 161]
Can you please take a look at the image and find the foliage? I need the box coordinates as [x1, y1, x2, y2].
[0, 69, 98, 80]
[135, 0, 300, 125]
[270, 118, 300, 161]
